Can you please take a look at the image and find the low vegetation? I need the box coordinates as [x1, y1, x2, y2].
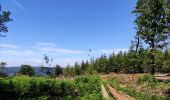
[0, 75, 102, 100]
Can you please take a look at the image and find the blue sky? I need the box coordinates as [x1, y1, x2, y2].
[0, 0, 137, 67]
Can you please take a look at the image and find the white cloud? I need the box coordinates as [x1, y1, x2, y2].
[40, 47, 85, 54]
[36, 42, 85, 54]
[98, 48, 128, 54]
[35, 42, 56, 47]
[0, 42, 85, 66]
[3, 59, 42, 67]
[0, 44, 19, 49]
[11, 0, 24, 10]
[0, 42, 129, 67]
[0, 50, 35, 56]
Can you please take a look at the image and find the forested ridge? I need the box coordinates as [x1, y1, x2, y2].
[62, 48, 170, 77]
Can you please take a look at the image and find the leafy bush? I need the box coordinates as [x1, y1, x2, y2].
[18, 65, 35, 76]
[80, 93, 102, 100]
[138, 75, 157, 83]
[75, 75, 102, 97]
[137, 75, 166, 88]
[0, 75, 102, 99]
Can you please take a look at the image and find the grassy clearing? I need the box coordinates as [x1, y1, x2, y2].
[105, 76, 169, 100]
[138, 75, 170, 89]
[102, 73, 170, 96]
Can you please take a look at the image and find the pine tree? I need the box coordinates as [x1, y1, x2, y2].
[55, 64, 62, 77]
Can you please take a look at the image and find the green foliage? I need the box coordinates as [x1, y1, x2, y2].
[162, 61, 170, 73]
[80, 93, 102, 100]
[74, 62, 81, 75]
[0, 75, 101, 99]
[94, 55, 109, 73]
[138, 75, 170, 90]
[0, 62, 7, 77]
[55, 64, 62, 77]
[138, 75, 157, 83]
[0, 62, 6, 71]
[63, 65, 76, 77]
[76, 75, 102, 100]
[61, 47, 170, 77]
[138, 75, 158, 87]
[18, 65, 35, 76]
[75, 75, 101, 96]
[0, 5, 12, 36]
[133, 0, 170, 75]
[161, 49, 170, 72]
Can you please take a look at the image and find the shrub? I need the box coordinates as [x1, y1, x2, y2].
[55, 64, 62, 77]
[18, 65, 35, 76]
[138, 75, 158, 87]
[0, 75, 102, 99]
[75, 75, 102, 97]
[138, 75, 157, 83]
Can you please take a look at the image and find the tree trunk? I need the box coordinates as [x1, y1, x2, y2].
[151, 51, 155, 75]
[133, 34, 140, 74]
[150, 38, 155, 75]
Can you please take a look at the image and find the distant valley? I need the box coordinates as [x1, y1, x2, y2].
[4, 67, 55, 76]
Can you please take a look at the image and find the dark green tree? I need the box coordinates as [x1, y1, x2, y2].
[0, 62, 7, 77]
[18, 65, 35, 76]
[63, 65, 70, 77]
[0, 5, 12, 37]
[161, 49, 170, 72]
[74, 62, 81, 75]
[94, 55, 109, 73]
[55, 64, 62, 77]
[129, 32, 142, 74]
[63, 65, 76, 77]
[108, 53, 118, 72]
[133, 0, 170, 75]
[0, 62, 6, 72]
[81, 60, 86, 71]
[115, 51, 124, 73]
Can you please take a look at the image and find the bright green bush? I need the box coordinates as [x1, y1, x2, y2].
[0, 75, 102, 100]
[80, 93, 102, 100]
[75, 75, 102, 96]
[0, 76, 77, 99]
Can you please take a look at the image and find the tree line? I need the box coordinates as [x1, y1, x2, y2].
[8, 47, 170, 77]
[62, 47, 170, 77]
[63, 0, 170, 76]
[0, 0, 170, 76]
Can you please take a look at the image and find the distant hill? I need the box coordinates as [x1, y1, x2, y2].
[4, 67, 55, 76]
